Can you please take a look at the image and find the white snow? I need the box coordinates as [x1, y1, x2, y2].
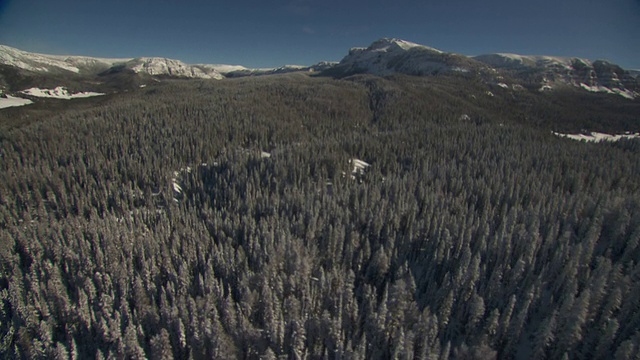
[580, 83, 613, 94]
[338, 38, 452, 76]
[350, 159, 370, 175]
[579, 83, 636, 99]
[129, 58, 224, 79]
[384, 38, 442, 52]
[21, 86, 104, 99]
[553, 131, 640, 143]
[0, 45, 129, 74]
[359, 38, 441, 53]
[611, 88, 636, 100]
[0, 95, 33, 109]
[0, 44, 225, 79]
[278, 65, 307, 70]
[451, 67, 470, 73]
[0, 45, 81, 73]
[475, 53, 583, 70]
[208, 64, 249, 74]
[171, 163, 214, 199]
[475, 52, 637, 99]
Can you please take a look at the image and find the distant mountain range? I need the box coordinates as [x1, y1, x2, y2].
[1, 38, 638, 101]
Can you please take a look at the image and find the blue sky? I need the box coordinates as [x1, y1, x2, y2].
[1, 0, 639, 69]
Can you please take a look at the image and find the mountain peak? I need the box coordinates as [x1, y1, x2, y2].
[329, 38, 481, 77]
[353, 38, 444, 54]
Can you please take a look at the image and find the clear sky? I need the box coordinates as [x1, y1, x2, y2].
[1, 0, 639, 69]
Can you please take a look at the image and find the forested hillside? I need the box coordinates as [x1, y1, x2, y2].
[1, 74, 640, 359]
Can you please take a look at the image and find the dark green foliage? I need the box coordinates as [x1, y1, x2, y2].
[1, 73, 639, 359]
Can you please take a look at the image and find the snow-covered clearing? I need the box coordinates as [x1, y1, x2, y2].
[553, 131, 640, 143]
[21, 86, 104, 99]
[0, 95, 33, 109]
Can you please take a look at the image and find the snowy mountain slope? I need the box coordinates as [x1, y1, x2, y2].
[123, 58, 224, 79]
[473, 53, 579, 70]
[0, 45, 127, 74]
[321, 38, 638, 99]
[474, 53, 639, 98]
[1, 41, 638, 99]
[0, 44, 323, 80]
[325, 38, 488, 77]
[0, 45, 224, 80]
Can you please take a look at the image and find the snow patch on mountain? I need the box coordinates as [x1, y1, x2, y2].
[0, 95, 33, 109]
[21, 87, 105, 99]
[579, 84, 635, 99]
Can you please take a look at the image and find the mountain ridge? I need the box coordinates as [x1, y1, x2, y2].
[1, 39, 638, 100]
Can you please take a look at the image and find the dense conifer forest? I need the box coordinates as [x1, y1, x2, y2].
[1, 73, 640, 359]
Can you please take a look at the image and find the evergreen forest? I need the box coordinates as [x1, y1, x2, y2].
[1, 73, 640, 359]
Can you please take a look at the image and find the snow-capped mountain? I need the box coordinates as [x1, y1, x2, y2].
[473, 53, 639, 98]
[1, 40, 638, 101]
[122, 58, 223, 79]
[0, 45, 223, 80]
[325, 38, 488, 77]
[319, 38, 638, 99]
[0, 44, 332, 87]
[0, 45, 127, 74]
